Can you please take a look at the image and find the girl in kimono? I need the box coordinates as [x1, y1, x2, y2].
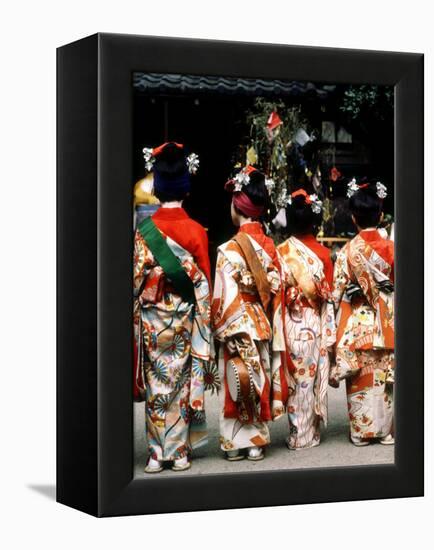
[331, 179, 394, 446]
[134, 142, 213, 473]
[273, 189, 336, 450]
[212, 166, 283, 461]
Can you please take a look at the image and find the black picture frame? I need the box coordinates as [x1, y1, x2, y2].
[57, 33, 424, 517]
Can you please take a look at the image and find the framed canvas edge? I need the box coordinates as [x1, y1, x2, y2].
[92, 34, 424, 517]
[56, 33, 100, 517]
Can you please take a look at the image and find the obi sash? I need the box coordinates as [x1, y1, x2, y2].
[233, 232, 271, 313]
[138, 217, 196, 305]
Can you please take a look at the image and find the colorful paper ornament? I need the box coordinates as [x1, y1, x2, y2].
[272, 207, 287, 229]
[294, 128, 311, 147]
[266, 111, 283, 142]
[267, 111, 283, 131]
[330, 166, 342, 182]
[246, 146, 258, 165]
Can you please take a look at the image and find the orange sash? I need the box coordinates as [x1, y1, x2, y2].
[233, 232, 271, 314]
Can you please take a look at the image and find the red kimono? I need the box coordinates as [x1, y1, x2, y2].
[152, 207, 211, 283]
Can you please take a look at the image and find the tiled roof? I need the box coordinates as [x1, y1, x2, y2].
[133, 72, 335, 98]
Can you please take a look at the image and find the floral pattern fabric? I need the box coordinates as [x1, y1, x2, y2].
[274, 237, 336, 449]
[134, 229, 212, 461]
[332, 229, 394, 440]
[217, 342, 273, 451]
[346, 350, 394, 439]
[212, 223, 284, 451]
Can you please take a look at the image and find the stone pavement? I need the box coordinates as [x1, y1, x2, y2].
[134, 384, 394, 478]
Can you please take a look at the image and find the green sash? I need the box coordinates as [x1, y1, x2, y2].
[138, 217, 196, 305]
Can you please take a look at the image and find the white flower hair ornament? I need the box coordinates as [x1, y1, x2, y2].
[265, 177, 275, 194]
[347, 178, 388, 200]
[224, 165, 267, 194]
[187, 153, 200, 175]
[347, 178, 360, 198]
[309, 194, 323, 214]
[233, 170, 250, 192]
[275, 188, 288, 209]
[143, 143, 200, 175]
[376, 181, 388, 199]
[226, 165, 258, 192]
[142, 147, 155, 172]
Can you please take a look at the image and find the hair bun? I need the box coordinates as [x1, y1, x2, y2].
[154, 143, 187, 178]
[291, 193, 307, 206]
[156, 142, 185, 161]
[361, 182, 381, 198]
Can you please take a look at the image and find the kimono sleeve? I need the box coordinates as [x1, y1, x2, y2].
[332, 246, 350, 310]
[322, 249, 334, 289]
[133, 229, 152, 400]
[270, 248, 295, 419]
[191, 224, 211, 285]
[211, 248, 250, 342]
[133, 229, 155, 296]
[271, 248, 287, 353]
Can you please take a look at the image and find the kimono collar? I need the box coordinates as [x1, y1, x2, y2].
[239, 221, 278, 264]
[238, 221, 264, 236]
[152, 207, 190, 221]
[295, 233, 317, 245]
[359, 228, 382, 242]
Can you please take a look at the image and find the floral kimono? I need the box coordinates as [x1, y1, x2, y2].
[273, 235, 336, 449]
[212, 222, 283, 451]
[133, 208, 213, 462]
[331, 229, 394, 441]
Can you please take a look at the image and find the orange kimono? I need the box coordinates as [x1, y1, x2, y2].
[212, 222, 283, 451]
[332, 229, 394, 441]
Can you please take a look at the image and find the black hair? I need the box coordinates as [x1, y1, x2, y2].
[233, 170, 269, 219]
[153, 143, 189, 202]
[348, 181, 383, 228]
[285, 192, 321, 236]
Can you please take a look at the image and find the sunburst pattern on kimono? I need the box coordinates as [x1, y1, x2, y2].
[203, 362, 220, 394]
[152, 360, 170, 384]
[171, 330, 188, 359]
[134, 224, 212, 462]
[153, 394, 170, 417]
[191, 409, 206, 425]
[191, 358, 204, 378]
